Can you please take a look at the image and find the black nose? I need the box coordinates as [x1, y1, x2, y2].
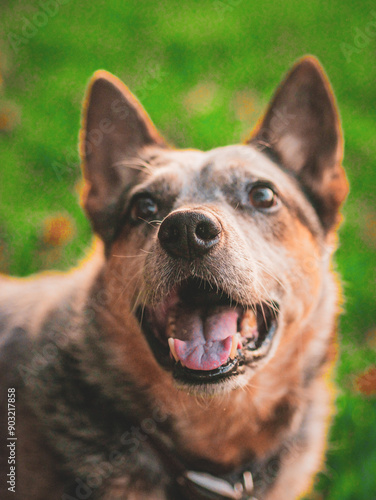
[158, 210, 222, 260]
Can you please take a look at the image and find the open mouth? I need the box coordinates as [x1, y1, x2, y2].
[136, 278, 279, 386]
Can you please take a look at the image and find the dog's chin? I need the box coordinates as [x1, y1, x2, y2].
[135, 277, 279, 396]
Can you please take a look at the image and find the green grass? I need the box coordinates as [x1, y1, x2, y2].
[1, 1, 375, 498]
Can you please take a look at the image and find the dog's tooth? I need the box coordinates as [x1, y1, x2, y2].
[240, 310, 257, 337]
[168, 338, 179, 363]
[236, 334, 242, 349]
[237, 332, 242, 348]
[229, 334, 240, 359]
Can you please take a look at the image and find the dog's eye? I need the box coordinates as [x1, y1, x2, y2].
[131, 196, 159, 222]
[249, 185, 277, 209]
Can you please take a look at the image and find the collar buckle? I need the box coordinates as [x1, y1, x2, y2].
[183, 469, 258, 500]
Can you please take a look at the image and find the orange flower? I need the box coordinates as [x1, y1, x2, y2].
[355, 366, 376, 396]
[0, 105, 19, 132]
[43, 215, 74, 247]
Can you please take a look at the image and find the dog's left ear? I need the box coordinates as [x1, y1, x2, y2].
[80, 70, 167, 242]
[249, 56, 348, 232]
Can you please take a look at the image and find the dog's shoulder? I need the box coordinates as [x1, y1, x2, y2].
[0, 250, 109, 500]
[0, 273, 73, 343]
[0, 246, 103, 334]
[0, 249, 103, 385]
[0, 276, 38, 377]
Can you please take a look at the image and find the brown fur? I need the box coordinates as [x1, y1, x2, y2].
[0, 56, 348, 499]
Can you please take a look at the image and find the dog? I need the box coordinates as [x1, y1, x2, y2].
[0, 56, 348, 500]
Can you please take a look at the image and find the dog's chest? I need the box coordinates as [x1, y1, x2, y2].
[171, 393, 261, 466]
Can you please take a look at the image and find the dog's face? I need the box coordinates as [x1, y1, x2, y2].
[80, 57, 348, 395]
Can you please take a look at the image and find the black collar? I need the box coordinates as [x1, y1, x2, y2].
[149, 433, 282, 500]
[177, 469, 258, 500]
[63, 438, 281, 500]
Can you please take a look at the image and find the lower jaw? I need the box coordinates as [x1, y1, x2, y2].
[173, 357, 241, 384]
[172, 364, 251, 397]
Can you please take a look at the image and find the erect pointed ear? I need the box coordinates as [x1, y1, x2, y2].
[249, 56, 348, 232]
[80, 70, 167, 242]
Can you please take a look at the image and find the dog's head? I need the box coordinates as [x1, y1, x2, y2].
[80, 57, 348, 396]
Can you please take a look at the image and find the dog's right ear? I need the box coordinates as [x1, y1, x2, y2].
[80, 70, 167, 242]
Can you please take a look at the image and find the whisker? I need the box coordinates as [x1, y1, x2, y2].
[255, 261, 287, 292]
[138, 217, 162, 228]
[112, 162, 145, 173]
[113, 267, 145, 308]
[113, 155, 156, 175]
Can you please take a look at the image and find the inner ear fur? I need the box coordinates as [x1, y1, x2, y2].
[80, 70, 167, 243]
[249, 56, 348, 232]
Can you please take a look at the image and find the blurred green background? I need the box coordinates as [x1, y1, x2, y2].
[0, 1, 375, 498]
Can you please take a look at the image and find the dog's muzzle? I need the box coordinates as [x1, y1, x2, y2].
[137, 209, 280, 388]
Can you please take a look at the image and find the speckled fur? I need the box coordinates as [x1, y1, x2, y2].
[0, 57, 348, 500]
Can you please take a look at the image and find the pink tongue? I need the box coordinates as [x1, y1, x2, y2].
[171, 307, 238, 371]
